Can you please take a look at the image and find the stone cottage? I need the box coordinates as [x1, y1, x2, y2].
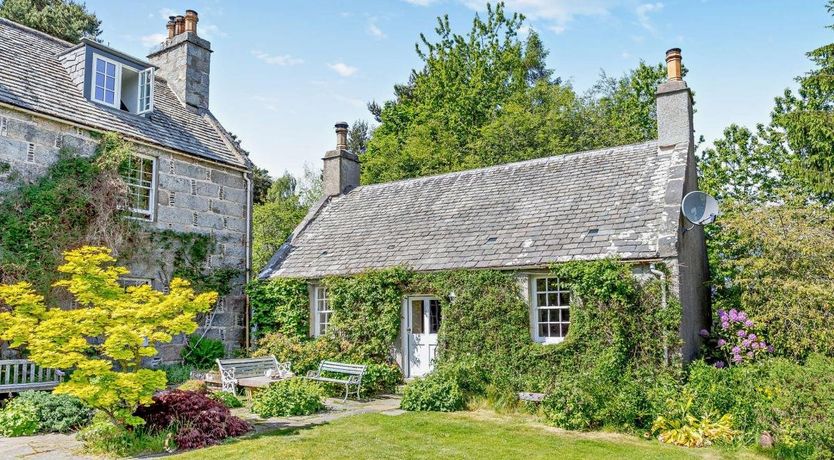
[260, 49, 710, 377]
[0, 11, 253, 359]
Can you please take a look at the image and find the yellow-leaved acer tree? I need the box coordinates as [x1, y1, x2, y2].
[0, 246, 217, 426]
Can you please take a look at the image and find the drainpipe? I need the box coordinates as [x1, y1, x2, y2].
[243, 171, 253, 350]
[649, 264, 669, 366]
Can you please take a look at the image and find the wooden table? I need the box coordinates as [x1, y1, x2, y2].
[237, 376, 287, 399]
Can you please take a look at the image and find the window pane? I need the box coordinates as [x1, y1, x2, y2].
[536, 278, 547, 292]
[539, 324, 548, 337]
[548, 293, 559, 306]
[561, 323, 570, 337]
[95, 87, 104, 101]
[549, 324, 560, 337]
[96, 59, 105, 72]
[559, 292, 570, 306]
[95, 73, 105, 87]
[411, 300, 424, 334]
[538, 309, 547, 322]
[429, 300, 441, 334]
[537, 293, 546, 307]
[561, 308, 570, 322]
[106, 62, 116, 75]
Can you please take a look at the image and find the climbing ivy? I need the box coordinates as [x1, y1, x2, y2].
[251, 260, 679, 430]
[245, 277, 309, 338]
[146, 230, 239, 296]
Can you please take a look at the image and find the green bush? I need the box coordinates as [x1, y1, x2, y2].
[210, 391, 243, 409]
[177, 379, 207, 393]
[0, 397, 40, 436]
[251, 378, 326, 418]
[161, 364, 195, 386]
[181, 335, 225, 369]
[0, 391, 92, 436]
[253, 333, 340, 375]
[77, 413, 173, 457]
[400, 374, 466, 412]
[358, 363, 402, 397]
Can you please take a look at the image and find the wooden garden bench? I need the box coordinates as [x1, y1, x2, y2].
[216, 356, 292, 398]
[0, 359, 63, 394]
[305, 360, 366, 401]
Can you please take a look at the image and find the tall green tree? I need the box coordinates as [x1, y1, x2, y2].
[252, 173, 307, 271]
[251, 165, 273, 205]
[362, 3, 541, 184]
[0, 0, 100, 43]
[347, 120, 372, 155]
[771, 1, 834, 201]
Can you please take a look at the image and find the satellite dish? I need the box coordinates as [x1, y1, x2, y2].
[681, 191, 719, 226]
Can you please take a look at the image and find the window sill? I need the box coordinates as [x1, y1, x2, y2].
[534, 337, 566, 345]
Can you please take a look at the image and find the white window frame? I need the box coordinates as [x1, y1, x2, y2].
[137, 67, 154, 114]
[90, 53, 154, 114]
[531, 275, 571, 344]
[312, 285, 332, 337]
[121, 152, 157, 221]
[90, 53, 121, 109]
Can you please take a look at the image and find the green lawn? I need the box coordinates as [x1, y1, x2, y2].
[173, 411, 765, 460]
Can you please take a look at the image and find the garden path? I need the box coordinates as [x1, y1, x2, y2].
[0, 396, 402, 459]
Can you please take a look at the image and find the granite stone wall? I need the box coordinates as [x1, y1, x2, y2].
[0, 104, 250, 361]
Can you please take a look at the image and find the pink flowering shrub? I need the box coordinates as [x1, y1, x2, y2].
[701, 309, 772, 368]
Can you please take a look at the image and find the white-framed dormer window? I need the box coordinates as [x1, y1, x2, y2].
[121, 153, 157, 220]
[92, 54, 119, 108]
[531, 276, 571, 344]
[312, 285, 332, 337]
[90, 53, 154, 114]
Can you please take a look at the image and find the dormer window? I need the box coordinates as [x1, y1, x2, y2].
[90, 53, 154, 114]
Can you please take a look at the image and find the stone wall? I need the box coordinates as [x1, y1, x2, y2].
[148, 32, 211, 110]
[0, 104, 250, 361]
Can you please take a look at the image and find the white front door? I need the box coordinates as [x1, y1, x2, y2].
[404, 297, 442, 378]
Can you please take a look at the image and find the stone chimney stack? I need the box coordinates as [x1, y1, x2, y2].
[323, 122, 360, 196]
[147, 9, 212, 111]
[656, 48, 693, 147]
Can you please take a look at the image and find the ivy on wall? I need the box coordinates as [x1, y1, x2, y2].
[0, 132, 238, 302]
[250, 260, 680, 428]
[245, 278, 309, 338]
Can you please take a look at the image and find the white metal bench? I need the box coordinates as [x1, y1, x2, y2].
[305, 360, 367, 401]
[0, 359, 63, 394]
[216, 356, 291, 396]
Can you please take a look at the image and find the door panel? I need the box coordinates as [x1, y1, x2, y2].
[405, 297, 441, 377]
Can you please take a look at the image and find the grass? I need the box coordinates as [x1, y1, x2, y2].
[173, 410, 766, 460]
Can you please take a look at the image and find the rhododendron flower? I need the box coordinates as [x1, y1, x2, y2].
[717, 339, 727, 347]
[729, 309, 739, 321]
[732, 346, 741, 354]
[737, 329, 747, 337]
[699, 329, 709, 337]
[744, 319, 754, 328]
[732, 354, 743, 363]
[742, 339, 751, 348]
[714, 361, 725, 368]
[721, 321, 730, 330]
[748, 333, 757, 341]
[738, 311, 747, 321]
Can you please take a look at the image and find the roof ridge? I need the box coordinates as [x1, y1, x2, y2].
[0, 17, 74, 48]
[354, 139, 659, 192]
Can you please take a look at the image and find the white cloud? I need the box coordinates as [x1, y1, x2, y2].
[328, 62, 358, 77]
[252, 50, 304, 66]
[332, 93, 366, 109]
[158, 8, 178, 20]
[460, 0, 614, 34]
[635, 2, 663, 33]
[367, 19, 386, 39]
[140, 33, 167, 48]
[198, 23, 226, 41]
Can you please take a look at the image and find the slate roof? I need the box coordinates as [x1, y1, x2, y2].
[0, 18, 248, 168]
[261, 140, 688, 279]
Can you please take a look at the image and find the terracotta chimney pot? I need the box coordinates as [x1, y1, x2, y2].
[666, 48, 682, 81]
[166, 17, 176, 39]
[174, 15, 185, 35]
[184, 10, 198, 34]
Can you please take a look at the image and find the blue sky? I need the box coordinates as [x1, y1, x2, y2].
[86, 0, 831, 178]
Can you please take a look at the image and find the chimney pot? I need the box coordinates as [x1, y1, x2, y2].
[666, 48, 682, 81]
[335, 121, 349, 150]
[185, 10, 198, 34]
[174, 15, 185, 35]
[166, 17, 176, 39]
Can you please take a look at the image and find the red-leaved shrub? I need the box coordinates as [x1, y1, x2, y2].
[134, 390, 249, 449]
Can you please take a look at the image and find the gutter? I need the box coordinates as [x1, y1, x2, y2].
[243, 171, 253, 349]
